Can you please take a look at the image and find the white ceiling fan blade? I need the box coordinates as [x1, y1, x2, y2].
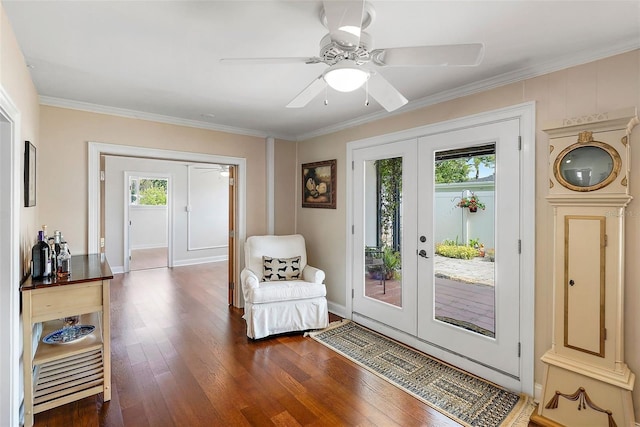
[367, 72, 408, 112]
[373, 43, 485, 67]
[220, 57, 322, 65]
[286, 76, 328, 108]
[322, 0, 364, 49]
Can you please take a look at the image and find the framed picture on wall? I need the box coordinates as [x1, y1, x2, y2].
[24, 141, 36, 207]
[302, 159, 336, 209]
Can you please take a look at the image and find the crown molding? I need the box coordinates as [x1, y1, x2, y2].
[296, 40, 640, 141]
[39, 96, 295, 141]
[39, 40, 639, 143]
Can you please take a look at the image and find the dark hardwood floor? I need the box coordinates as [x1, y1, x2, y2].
[33, 262, 479, 426]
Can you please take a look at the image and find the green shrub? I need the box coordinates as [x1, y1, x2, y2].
[382, 246, 401, 278]
[441, 238, 457, 246]
[468, 237, 481, 248]
[139, 186, 167, 205]
[435, 244, 479, 260]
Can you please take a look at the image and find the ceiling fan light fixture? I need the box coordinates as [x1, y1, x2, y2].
[323, 61, 370, 92]
[339, 25, 361, 37]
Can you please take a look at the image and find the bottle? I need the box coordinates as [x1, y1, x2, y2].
[31, 231, 50, 279]
[49, 241, 57, 277]
[57, 243, 71, 278]
[60, 233, 70, 254]
[53, 230, 62, 256]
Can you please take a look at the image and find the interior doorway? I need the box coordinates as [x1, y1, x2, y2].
[89, 142, 247, 307]
[125, 172, 170, 272]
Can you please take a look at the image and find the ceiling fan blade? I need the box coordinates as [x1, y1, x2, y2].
[322, 0, 364, 49]
[367, 72, 408, 112]
[372, 43, 485, 67]
[220, 57, 322, 65]
[286, 76, 328, 108]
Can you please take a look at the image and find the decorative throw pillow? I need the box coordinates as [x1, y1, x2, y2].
[263, 256, 301, 281]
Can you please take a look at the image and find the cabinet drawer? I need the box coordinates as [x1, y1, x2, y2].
[30, 283, 104, 322]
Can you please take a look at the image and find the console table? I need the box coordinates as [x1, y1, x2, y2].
[21, 254, 113, 427]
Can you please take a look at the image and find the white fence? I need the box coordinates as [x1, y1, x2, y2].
[434, 181, 495, 250]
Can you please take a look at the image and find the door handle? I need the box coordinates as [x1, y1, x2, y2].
[418, 249, 428, 258]
[569, 279, 575, 286]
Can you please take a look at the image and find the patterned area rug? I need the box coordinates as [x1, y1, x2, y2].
[308, 321, 535, 427]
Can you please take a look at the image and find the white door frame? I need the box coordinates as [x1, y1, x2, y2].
[123, 171, 172, 272]
[0, 87, 21, 426]
[88, 142, 247, 306]
[346, 102, 535, 395]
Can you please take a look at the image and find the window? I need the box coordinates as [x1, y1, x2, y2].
[129, 177, 167, 206]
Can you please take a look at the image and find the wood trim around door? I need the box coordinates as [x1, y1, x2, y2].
[228, 165, 236, 306]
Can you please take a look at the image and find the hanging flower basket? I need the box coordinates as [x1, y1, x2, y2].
[457, 193, 485, 212]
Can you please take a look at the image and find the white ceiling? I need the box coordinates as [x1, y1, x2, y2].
[4, 1, 639, 141]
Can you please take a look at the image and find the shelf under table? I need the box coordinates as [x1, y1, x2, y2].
[33, 312, 103, 365]
[33, 348, 104, 413]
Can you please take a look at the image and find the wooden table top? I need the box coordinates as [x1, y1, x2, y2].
[21, 254, 113, 291]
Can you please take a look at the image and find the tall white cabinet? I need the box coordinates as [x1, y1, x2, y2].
[533, 108, 638, 426]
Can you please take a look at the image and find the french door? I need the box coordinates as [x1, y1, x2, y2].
[352, 139, 418, 334]
[352, 118, 522, 380]
[416, 119, 521, 378]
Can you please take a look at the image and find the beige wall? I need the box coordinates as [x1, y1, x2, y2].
[1, 5, 40, 278]
[296, 50, 640, 412]
[274, 139, 297, 235]
[1, 3, 41, 424]
[38, 106, 277, 254]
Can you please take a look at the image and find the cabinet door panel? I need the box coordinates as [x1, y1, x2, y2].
[564, 215, 605, 357]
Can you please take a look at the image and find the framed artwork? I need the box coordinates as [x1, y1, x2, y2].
[24, 141, 36, 207]
[302, 159, 336, 209]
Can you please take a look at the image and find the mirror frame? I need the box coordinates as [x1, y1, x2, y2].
[553, 140, 621, 192]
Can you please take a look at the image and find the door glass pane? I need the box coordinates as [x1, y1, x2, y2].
[364, 157, 402, 307]
[433, 145, 496, 337]
[129, 177, 168, 206]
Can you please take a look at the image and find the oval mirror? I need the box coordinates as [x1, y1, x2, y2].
[554, 142, 621, 192]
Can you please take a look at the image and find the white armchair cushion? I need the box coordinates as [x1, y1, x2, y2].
[246, 280, 326, 304]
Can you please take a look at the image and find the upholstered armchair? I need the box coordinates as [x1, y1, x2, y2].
[240, 234, 329, 339]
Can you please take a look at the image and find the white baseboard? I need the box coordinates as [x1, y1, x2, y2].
[131, 244, 167, 250]
[172, 255, 228, 267]
[111, 255, 226, 273]
[327, 300, 347, 318]
[534, 382, 543, 403]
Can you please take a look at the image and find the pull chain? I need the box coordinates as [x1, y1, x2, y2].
[324, 86, 329, 106]
[365, 80, 370, 106]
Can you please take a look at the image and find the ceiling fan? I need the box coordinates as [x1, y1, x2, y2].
[221, 1, 484, 112]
